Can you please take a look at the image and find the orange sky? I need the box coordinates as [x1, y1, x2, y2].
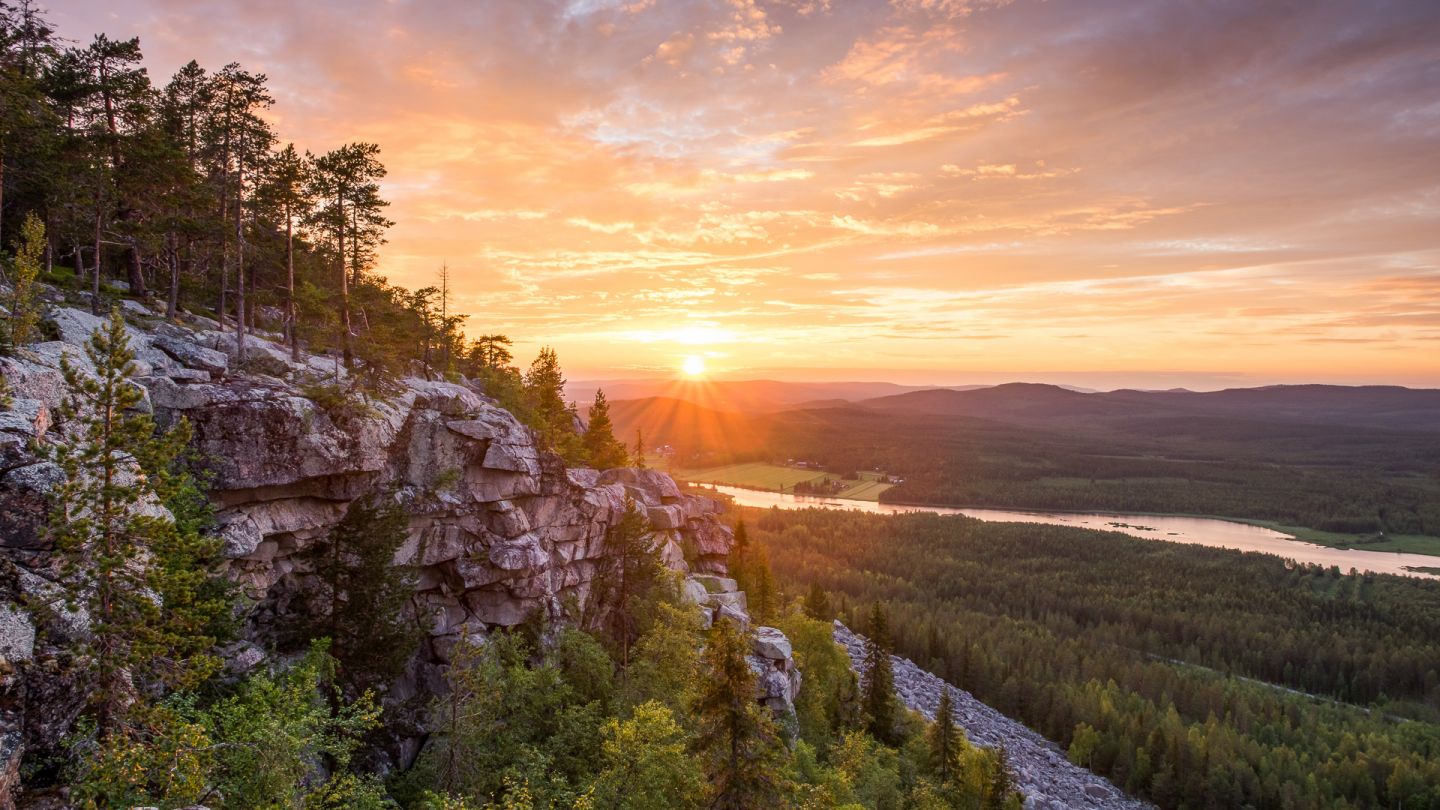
[65, 0, 1440, 388]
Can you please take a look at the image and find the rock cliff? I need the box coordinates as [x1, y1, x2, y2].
[0, 301, 797, 800]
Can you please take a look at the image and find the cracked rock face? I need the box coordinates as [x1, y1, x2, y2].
[0, 304, 744, 780]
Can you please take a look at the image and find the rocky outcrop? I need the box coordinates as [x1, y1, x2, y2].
[0, 300, 795, 790]
[834, 623, 1149, 810]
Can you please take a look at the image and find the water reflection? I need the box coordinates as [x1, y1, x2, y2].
[704, 485, 1440, 581]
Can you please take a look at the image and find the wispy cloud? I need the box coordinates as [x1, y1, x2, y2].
[66, 0, 1440, 385]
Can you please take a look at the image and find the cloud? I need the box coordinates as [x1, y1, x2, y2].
[63, 0, 1440, 385]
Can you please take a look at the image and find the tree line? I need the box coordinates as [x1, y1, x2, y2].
[0, 5, 643, 470]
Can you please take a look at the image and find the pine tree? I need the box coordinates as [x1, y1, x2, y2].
[307, 142, 390, 369]
[929, 688, 959, 784]
[582, 389, 629, 470]
[47, 310, 224, 735]
[691, 621, 790, 809]
[256, 143, 311, 361]
[297, 493, 420, 694]
[861, 601, 898, 745]
[633, 428, 646, 469]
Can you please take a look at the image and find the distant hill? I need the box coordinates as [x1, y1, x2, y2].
[857, 383, 1440, 432]
[568, 378, 986, 413]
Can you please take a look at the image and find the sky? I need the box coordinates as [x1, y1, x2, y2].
[60, 0, 1440, 389]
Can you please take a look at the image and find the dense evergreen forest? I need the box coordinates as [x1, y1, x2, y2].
[614, 399, 1440, 540]
[743, 506, 1440, 809]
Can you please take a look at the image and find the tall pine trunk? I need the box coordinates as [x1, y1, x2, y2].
[90, 208, 102, 315]
[235, 145, 247, 364]
[286, 207, 299, 361]
[166, 234, 180, 320]
[337, 190, 353, 369]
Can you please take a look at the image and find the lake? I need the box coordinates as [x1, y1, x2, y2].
[704, 484, 1440, 581]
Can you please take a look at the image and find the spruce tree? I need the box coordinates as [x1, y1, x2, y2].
[929, 688, 959, 784]
[802, 582, 832, 622]
[298, 493, 419, 694]
[728, 520, 751, 593]
[985, 744, 1018, 809]
[523, 346, 577, 456]
[860, 601, 898, 745]
[751, 545, 779, 625]
[582, 389, 629, 470]
[588, 496, 663, 667]
[691, 620, 790, 809]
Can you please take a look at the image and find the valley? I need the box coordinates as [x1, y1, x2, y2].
[609, 382, 1440, 555]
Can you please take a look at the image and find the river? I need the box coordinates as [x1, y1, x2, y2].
[703, 484, 1440, 581]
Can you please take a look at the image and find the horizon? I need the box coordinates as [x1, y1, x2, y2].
[64, 0, 1440, 388]
[563, 375, 1440, 402]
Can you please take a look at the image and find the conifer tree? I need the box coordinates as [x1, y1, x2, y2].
[633, 428, 645, 468]
[691, 620, 790, 809]
[751, 545, 779, 625]
[860, 601, 898, 745]
[47, 310, 224, 735]
[297, 493, 419, 694]
[984, 744, 1018, 809]
[523, 346, 573, 452]
[3, 210, 43, 349]
[729, 520, 751, 592]
[307, 142, 389, 368]
[929, 688, 960, 784]
[588, 497, 662, 667]
[581, 389, 629, 470]
[256, 143, 311, 360]
[802, 582, 832, 622]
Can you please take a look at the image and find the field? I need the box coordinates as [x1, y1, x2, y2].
[673, 462, 895, 501]
[1238, 521, 1440, 556]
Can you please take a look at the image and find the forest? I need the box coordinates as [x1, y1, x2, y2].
[743, 506, 1440, 809]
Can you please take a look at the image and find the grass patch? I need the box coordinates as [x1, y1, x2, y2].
[675, 461, 895, 502]
[1237, 519, 1440, 557]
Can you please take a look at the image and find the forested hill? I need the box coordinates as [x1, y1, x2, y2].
[610, 385, 1440, 540]
[857, 382, 1440, 433]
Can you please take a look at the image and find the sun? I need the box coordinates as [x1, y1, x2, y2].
[682, 355, 707, 378]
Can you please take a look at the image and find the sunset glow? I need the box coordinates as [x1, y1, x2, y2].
[64, 0, 1440, 388]
[682, 356, 708, 378]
